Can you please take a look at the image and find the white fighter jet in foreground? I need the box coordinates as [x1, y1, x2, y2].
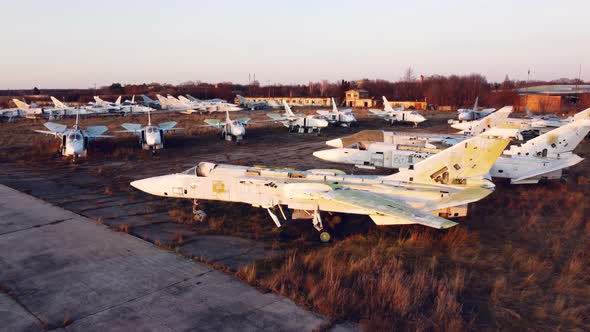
[131, 133, 509, 242]
[118, 110, 181, 151]
[315, 118, 590, 184]
[457, 97, 495, 121]
[201, 109, 249, 142]
[267, 101, 329, 134]
[370, 96, 427, 127]
[316, 98, 356, 127]
[33, 111, 111, 161]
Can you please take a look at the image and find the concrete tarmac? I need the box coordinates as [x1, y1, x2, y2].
[0, 184, 328, 331]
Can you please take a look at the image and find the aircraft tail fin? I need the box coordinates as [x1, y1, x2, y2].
[460, 106, 512, 135]
[186, 94, 198, 102]
[385, 133, 510, 185]
[331, 98, 338, 113]
[50, 96, 66, 109]
[142, 95, 155, 103]
[382, 96, 394, 112]
[115, 96, 121, 105]
[506, 118, 590, 156]
[473, 97, 478, 111]
[12, 99, 29, 109]
[573, 107, 590, 120]
[283, 100, 295, 117]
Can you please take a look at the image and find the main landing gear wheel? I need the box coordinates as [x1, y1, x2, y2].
[319, 230, 332, 243]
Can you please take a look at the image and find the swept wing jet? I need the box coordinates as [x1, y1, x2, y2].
[177, 95, 242, 113]
[316, 98, 356, 127]
[118, 109, 181, 151]
[131, 132, 509, 242]
[315, 117, 590, 184]
[0, 99, 42, 120]
[201, 109, 249, 142]
[236, 95, 268, 110]
[457, 97, 495, 121]
[267, 101, 328, 134]
[370, 96, 426, 127]
[33, 110, 112, 161]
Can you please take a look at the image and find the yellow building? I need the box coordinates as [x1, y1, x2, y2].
[235, 96, 331, 106]
[345, 89, 376, 108]
[387, 100, 427, 110]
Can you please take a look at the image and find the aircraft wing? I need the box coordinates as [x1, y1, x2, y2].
[236, 117, 251, 125]
[34, 130, 62, 136]
[510, 154, 584, 184]
[319, 189, 458, 229]
[158, 121, 180, 131]
[85, 125, 110, 138]
[368, 109, 387, 117]
[120, 123, 142, 132]
[203, 119, 223, 127]
[267, 113, 285, 121]
[43, 122, 67, 133]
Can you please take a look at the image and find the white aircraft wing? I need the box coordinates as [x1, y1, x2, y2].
[43, 122, 67, 133]
[319, 189, 458, 229]
[158, 121, 181, 131]
[34, 130, 62, 136]
[202, 119, 223, 127]
[120, 123, 143, 132]
[510, 155, 584, 184]
[267, 113, 285, 121]
[86, 125, 110, 138]
[368, 109, 387, 117]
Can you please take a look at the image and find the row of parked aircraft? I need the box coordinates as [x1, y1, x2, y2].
[129, 105, 590, 242]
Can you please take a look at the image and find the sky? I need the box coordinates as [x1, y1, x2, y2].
[1, 0, 589, 88]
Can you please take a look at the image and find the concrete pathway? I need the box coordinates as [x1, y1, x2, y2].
[0, 185, 327, 331]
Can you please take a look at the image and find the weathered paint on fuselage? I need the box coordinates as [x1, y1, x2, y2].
[131, 163, 486, 218]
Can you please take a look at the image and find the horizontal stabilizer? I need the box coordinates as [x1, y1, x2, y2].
[86, 125, 109, 137]
[236, 117, 251, 124]
[158, 121, 178, 131]
[204, 119, 222, 127]
[43, 122, 67, 133]
[121, 123, 142, 131]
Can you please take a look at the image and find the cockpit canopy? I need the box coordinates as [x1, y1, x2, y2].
[68, 133, 82, 140]
[183, 162, 217, 177]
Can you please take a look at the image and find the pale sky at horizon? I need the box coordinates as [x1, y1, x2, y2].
[1, 0, 588, 89]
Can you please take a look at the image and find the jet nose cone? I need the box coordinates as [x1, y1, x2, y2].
[313, 149, 339, 162]
[130, 176, 165, 196]
[319, 119, 329, 127]
[325, 138, 343, 148]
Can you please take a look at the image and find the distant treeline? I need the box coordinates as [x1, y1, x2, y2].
[0, 73, 586, 109]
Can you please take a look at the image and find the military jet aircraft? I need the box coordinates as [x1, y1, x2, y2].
[130, 132, 509, 242]
[315, 118, 590, 184]
[33, 110, 111, 161]
[267, 101, 329, 134]
[370, 96, 427, 127]
[457, 97, 495, 121]
[201, 109, 249, 142]
[0, 99, 42, 120]
[316, 98, 356, 127]
[236, 95, 268, 110]
[118, 109, 181, 151]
